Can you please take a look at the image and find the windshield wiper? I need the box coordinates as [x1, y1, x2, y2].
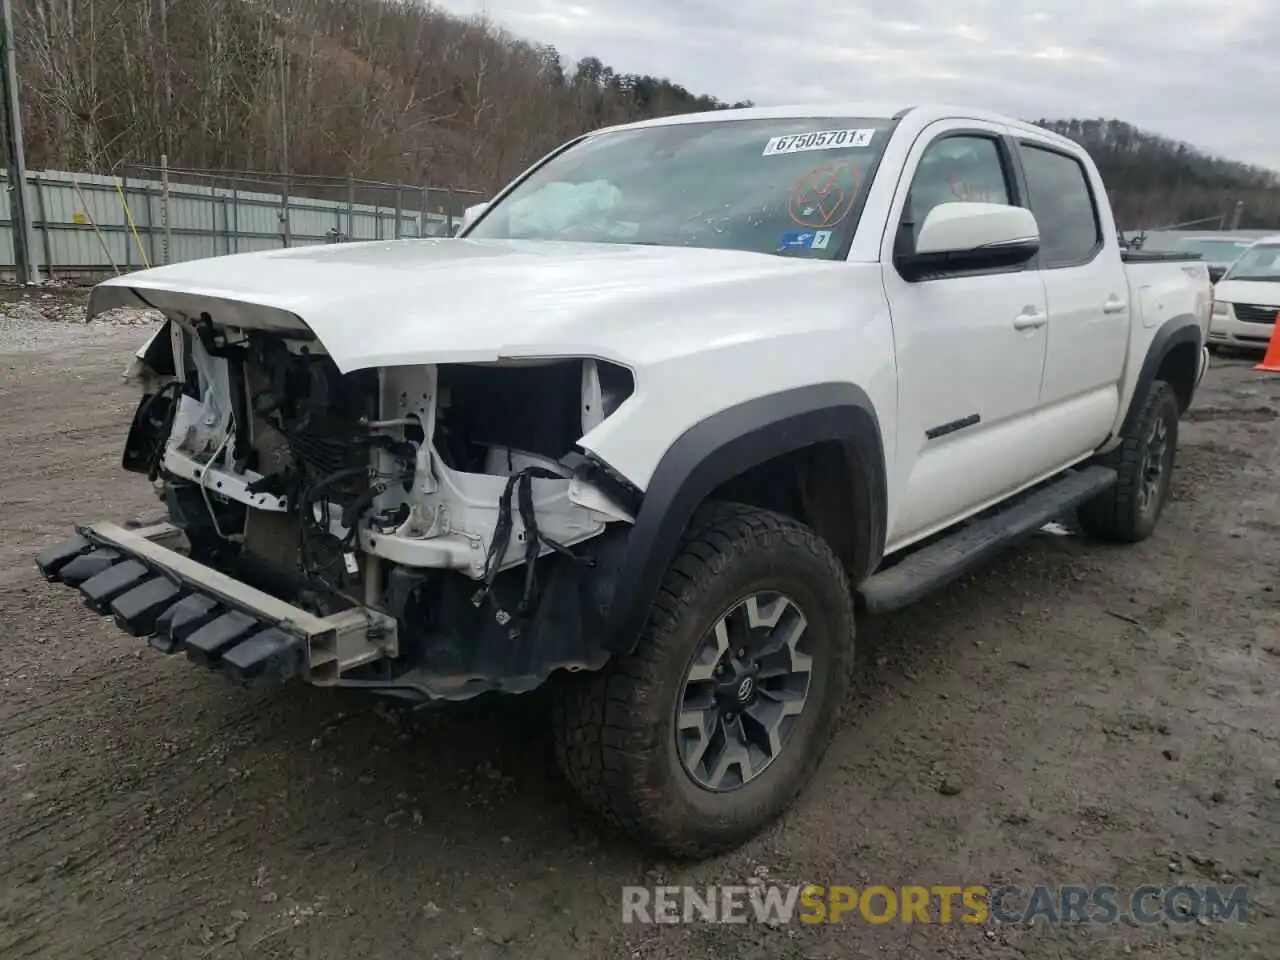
[1224, 275, 1280, 282]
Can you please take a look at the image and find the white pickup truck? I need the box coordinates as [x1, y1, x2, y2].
[38, 103, 1211, 859]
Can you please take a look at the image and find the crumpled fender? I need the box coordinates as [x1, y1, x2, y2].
[123, 318, 176, 385]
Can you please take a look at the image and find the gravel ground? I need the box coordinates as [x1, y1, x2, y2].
[0, 284, 162, 353]
[1, 294, 1277, 959]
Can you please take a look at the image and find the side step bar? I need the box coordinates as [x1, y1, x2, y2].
[36, 521, 398, 686]
[858, 465, 1117, 614]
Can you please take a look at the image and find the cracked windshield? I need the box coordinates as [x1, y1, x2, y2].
[466, 118, 895, 258]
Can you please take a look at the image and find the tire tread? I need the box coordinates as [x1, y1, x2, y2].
[550, 502, 853, 858]
[1078, 380, 1179, 543]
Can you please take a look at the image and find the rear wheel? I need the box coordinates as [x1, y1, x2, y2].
[1077, 379, 1180, 543]
[550, 502, 854, 858]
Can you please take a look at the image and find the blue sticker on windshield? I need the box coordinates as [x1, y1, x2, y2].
[777, 229, 832, 252]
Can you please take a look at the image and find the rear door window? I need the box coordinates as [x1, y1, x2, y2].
[1017, 145, 1102, 267]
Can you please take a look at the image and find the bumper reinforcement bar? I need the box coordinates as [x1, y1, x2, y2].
[36, 521, 398, 686]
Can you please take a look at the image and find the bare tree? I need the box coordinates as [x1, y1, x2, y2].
[17, 0, 1272, 229]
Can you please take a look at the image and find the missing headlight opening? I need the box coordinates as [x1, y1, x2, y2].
[121, 316, 637, 695]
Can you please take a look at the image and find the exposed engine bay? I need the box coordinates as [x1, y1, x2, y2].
[120, 312, 639, 698]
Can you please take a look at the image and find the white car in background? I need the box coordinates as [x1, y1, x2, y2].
[1209, 235, 1280, 350]
[1171, 234, 1255, 284]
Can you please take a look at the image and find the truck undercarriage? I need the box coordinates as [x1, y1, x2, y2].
[40, 313, 639, 702]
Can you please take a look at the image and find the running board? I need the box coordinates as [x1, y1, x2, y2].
[858, 465, 1117, 614]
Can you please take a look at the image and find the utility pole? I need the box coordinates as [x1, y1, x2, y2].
[159, 154, 171, 265]
[277, 37, 291, 247]
[1228, 200, 1244, 231]
[0, 0, 37, 284]
[278, 38, 289, 176]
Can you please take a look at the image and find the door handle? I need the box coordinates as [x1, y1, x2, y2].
[1102, 297, 1127, 315]
[1013, 310, 1048, 330]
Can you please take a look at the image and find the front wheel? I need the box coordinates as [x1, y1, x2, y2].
[550, 503, 854, 859]
[1077, 379, 1180, 543]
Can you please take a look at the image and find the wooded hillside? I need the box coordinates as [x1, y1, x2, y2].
[12, 0, 1280, 229]
[13, 0, 747, 191]
[1035, 119, 1280, 230]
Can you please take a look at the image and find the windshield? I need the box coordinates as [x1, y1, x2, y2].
[1222, 243, 1280, 281]
[465, 117, 896, 259]
[1176, 237, 1253, 264]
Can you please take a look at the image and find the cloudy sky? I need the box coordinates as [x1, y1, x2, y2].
[435, 0, 1280, 171]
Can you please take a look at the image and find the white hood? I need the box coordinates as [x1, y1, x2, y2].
[1214, 278, 1280, 308]
[89, 238, 836, 372]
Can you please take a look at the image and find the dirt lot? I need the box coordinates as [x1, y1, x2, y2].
[1, 297, 1277, 960]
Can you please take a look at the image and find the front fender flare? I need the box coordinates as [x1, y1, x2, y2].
[598, 382, 886, 654]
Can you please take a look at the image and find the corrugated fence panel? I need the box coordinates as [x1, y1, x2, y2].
[0, 176, 14, 265]
[0, 168, 451, 280]
[291, 204, 340, 240]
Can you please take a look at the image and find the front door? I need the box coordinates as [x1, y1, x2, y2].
[880, 121, 1049, 549]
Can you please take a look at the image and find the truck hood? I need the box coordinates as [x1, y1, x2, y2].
[89, 238, 836, 372]
[1214, 278, 1280, 307]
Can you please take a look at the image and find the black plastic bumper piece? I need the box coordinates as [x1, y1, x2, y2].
[36, 534, 92, 580]
[36, 531, 309, 689]
[221, 628, 305, 684]
[153, 594, 221, 653]
[58, 549, 123, 587]
[80, 560, 151, 612]
[185, 611, 260, 665]
[110, 577, 187, 636]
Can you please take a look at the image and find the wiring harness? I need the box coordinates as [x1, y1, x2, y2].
[470, 465, 596, 638]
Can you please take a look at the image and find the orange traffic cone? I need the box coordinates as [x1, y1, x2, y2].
[1258, 312, 1280, 373]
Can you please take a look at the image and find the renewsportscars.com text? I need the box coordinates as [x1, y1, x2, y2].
[622, 883, 1250, 926]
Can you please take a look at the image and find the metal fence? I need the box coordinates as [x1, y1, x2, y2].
[1122, 228, 1277, 249]
[0, 164, 486, 282]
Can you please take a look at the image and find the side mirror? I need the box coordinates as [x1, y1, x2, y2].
[897, 202, 1040, 281]
[458, 201, 489, 234]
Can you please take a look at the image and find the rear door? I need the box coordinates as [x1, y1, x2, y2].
[879, 120, 1050, 548]
[1013, 135, 1129, 429]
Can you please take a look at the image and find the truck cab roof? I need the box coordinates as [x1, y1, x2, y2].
[598, 103, 1081, 153]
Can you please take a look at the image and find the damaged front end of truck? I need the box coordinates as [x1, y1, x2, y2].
[38, 284, 642, 703]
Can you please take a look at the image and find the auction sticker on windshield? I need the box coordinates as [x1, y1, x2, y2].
[763, 129, 876, 156]
[777, 229, 833, 252]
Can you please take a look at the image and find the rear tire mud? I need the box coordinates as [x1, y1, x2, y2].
[1077, 380, 1180, 544]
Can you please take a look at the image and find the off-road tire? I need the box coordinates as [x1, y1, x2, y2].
[550, 502, 854, 859]
[1077, 379, 1180, 543]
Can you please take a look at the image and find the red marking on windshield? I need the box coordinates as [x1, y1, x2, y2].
[788, 161, 860, 229]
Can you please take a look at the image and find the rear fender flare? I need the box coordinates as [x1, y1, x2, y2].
[599, 383, 886, 654]
[1118, 313, 1203, 438]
